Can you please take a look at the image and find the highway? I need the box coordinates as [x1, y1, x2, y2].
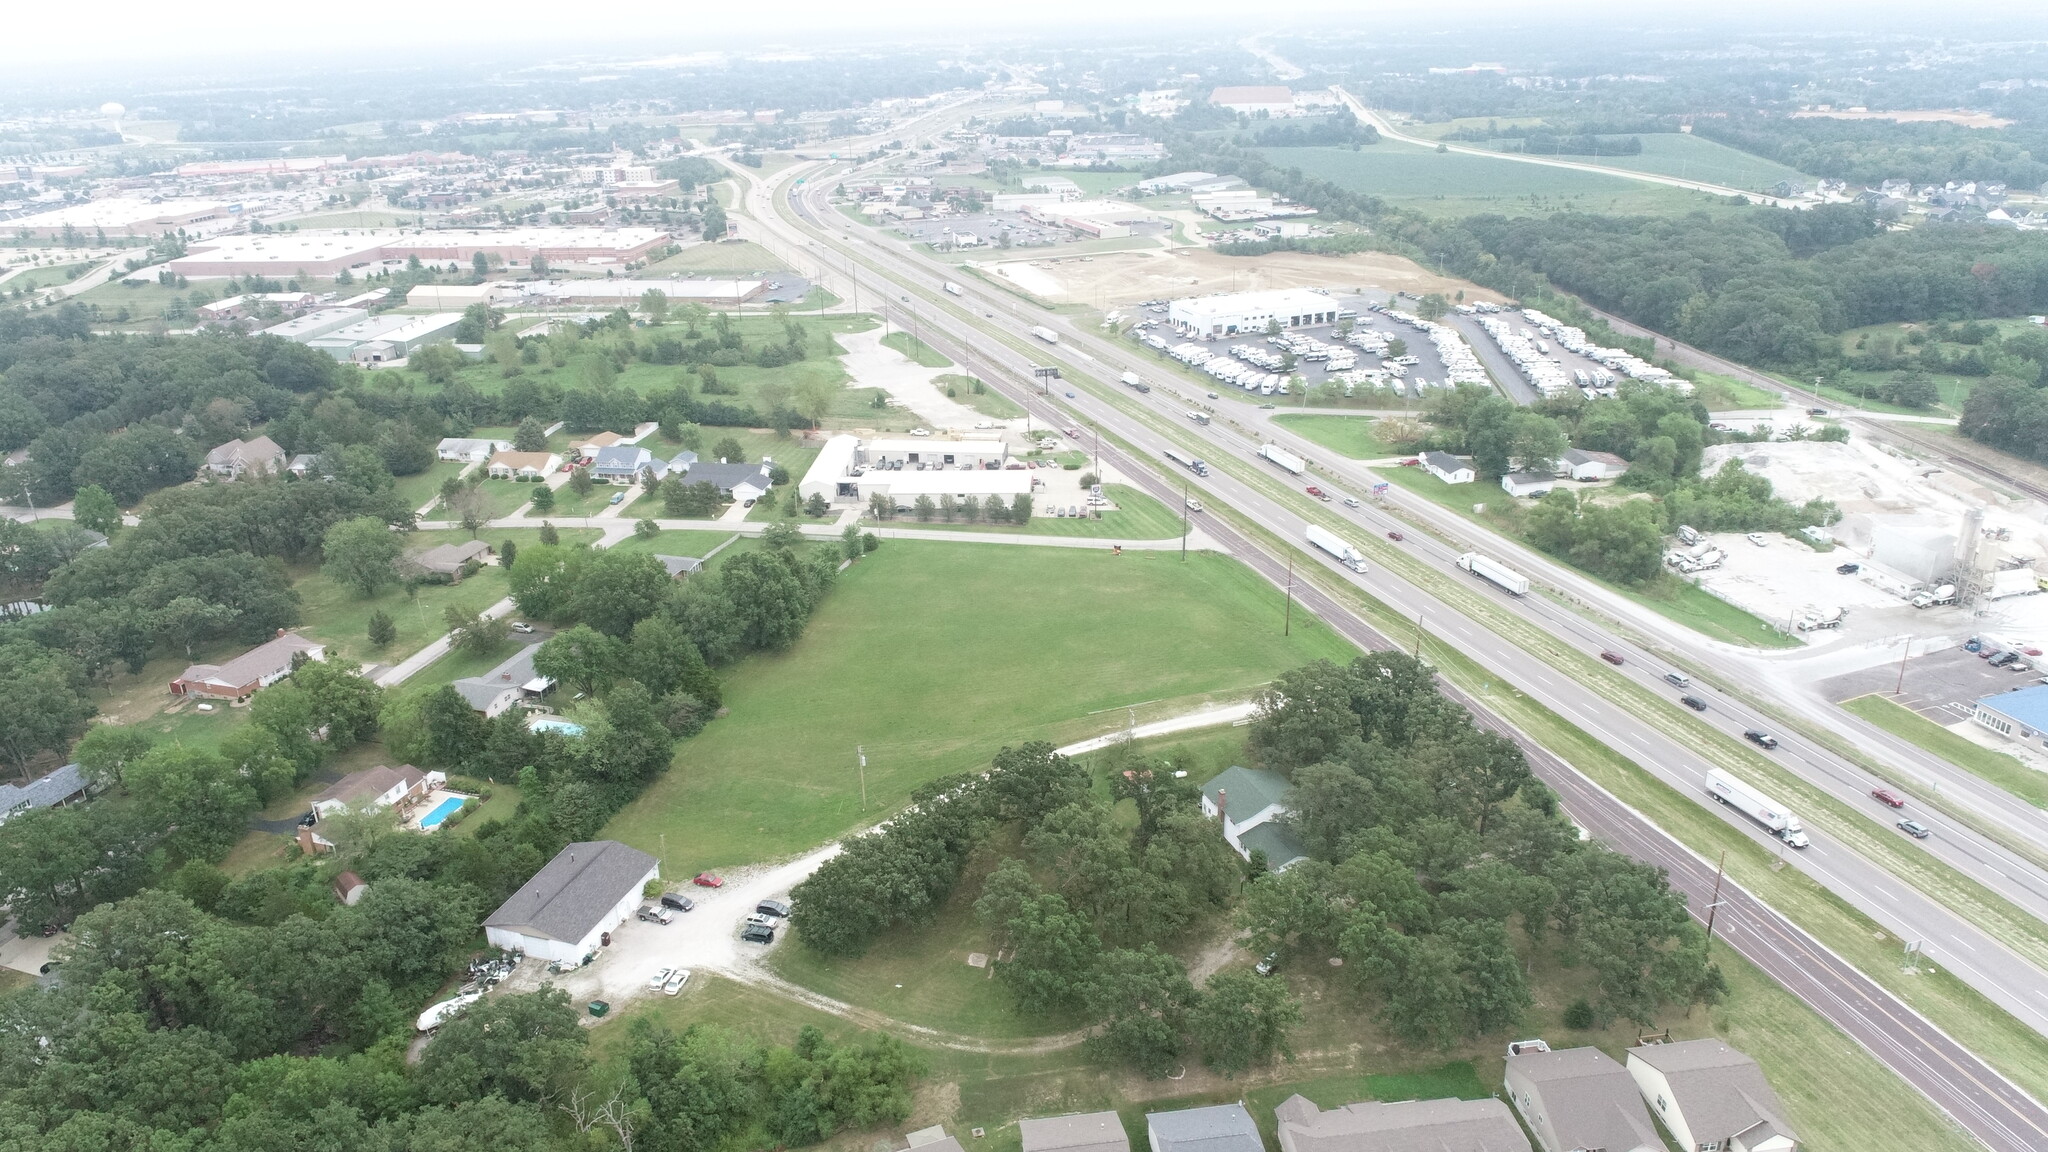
[716, 142, 2048, 1148]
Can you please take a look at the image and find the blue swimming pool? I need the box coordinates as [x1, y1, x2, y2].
[417, 796, 466, 830]
[528, 717, 586, 737]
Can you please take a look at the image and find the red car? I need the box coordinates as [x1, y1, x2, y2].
[1600, 651, 1625, 666]
[1386, 531, 1404, 542]
[1871, 788, 1906, 808]
[693, 872, 724, 888]
[559, 462, 576, 473]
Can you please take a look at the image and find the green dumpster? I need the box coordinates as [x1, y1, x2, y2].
[588, 999, 610, 1018]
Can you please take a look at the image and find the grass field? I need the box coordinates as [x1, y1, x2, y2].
[643, 240, 786, 275]
[391, 460, 467, 512]
[290, 560, 512, 667]
[1471, 133, 1813, 194]
[882, 331, 953, 368]
[1270, 414, 1399, 459]
[600, 542, 1354, 872]
[1689, 371, 1786, 411]
[1842, 694, 2048, 809]
[895, 484, 1187, 540]
[2, 260, 93, 291]
[1256, 142, 1741, 218]
[935, 374, 1026, 419]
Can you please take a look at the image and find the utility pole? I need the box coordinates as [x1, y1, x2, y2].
[1895, 636, 1911, 696]
[1414, 611, 1425, 657]
[856, 745, 867, 810]
[1703, 850, 1728, 951]
[1283, 553, 1295, 637]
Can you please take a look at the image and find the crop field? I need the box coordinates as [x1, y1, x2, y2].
[1255, 142, 1745, 217]
[1541, 133, 1814, 193]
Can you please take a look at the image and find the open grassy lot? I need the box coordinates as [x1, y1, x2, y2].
[290, 559, 512, 667]
[2, 260, 94, 290]
[1446, 133, 1815, 194]
[601, 542, 1353, 872]
[1256, 142, 1739, 218]
[602, 529, 742, 562]
[935, 374, 1026, 419]
[391, 460, 467, 511]
[882, 331, 953, 367]
[1842, 693, 2048, 809]
[894, 484, 1187, 540]
[1690, 371, 1786, 412]
[1271, 414, 1399, 459]
[643, 240, 786, 275]
[409, 526, 603, 554]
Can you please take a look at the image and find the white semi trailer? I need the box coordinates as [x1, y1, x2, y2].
[1457, 552, 1530, 596]
[1031, 326, 1059, 344]
[1259, 443, 1306, 475]
[1307, 525, 1369, 574]
[1705, 768, 1810, 848]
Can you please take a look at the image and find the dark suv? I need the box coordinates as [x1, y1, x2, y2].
[756, 899, 791, 918]
[1744, 729, 1779, 749]
[740, 924, 775, 944]
[659, 893, 695, 913]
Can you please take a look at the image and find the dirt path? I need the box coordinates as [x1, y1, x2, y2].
[723, 962, 1094, 1054]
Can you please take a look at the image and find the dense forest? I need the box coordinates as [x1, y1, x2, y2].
[1692, 115, 2048, 188]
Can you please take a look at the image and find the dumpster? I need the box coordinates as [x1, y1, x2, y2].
[588, 999, 611, 1018]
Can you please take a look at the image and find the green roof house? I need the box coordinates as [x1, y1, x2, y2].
[1200, 765, 1309, 871]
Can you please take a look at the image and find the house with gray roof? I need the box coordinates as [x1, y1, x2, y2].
[0, 762, 89, 826]
[409, 539, 494, 578]
[1628, 1040, 1797, 1152]
[655, 555, 704, 579]
[1146, 1103, 1260, 1152]
[591, 445, 669, 484]
[172, 630, 325, 700]
[1021, 1111, 1128, 1152]
[1421, 451, 1474, 485]
[681, 460, 775, 502]
[1275, 1093, 1528, 1152]
[1504, 1046, 1663, 1152]
[484, 840, 659, 963]
[1200, 765, 1308, 871]
[437, 437, 514, 463]
[205, 435, 287, 479]
[451, 643, 553, 717]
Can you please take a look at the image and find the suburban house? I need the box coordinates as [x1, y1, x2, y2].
[171, 630, 326, 700]
[483, 839, 660, 964]
[902, 1126, 966, 1152]
[205, 435, 287, 479]
[287, 452, 323, 478]
[1275, 1093, 1529, 1152]
[667, 449, 699, 473]
[437, 437, 513, 463]
[0, 762, 89, 826]
[1971, 685, 2048, 745]
[1501, 471, 1557, 499]
[310, 764, 444, 821]
[333, 871, 368, 905]
[409, 539, 494, 578]
[655, 555, 704, 579]
[1147, 1104, 1262, 1152]
[1504, 1046, 1664, 1152]
[1421, 451, 1475, 485]
[1627, 1040, 1799, 1152]
[452, 643, 554, 717]
[590, 445, 669, 484]
[1020, 1112, 1128, 1152]
[680, 460, 775, 503]
[1199, 765, 1309, 871]
[1561, 448, 1628, 482]
[575, 431, 625, 457]
[487, 450, 562, 480]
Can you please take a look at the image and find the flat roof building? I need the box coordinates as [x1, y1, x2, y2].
[1210, 85, 1295, 113]
[10, 197, 230, 237]
[798, 434, 1028, 509]
[306, 313, 463, 363]
[1973, 684, 2048, 744]
[259, 308, 371, 343]
[166, 226, 671, 277]
[1169, 288, 1345, 339]
[524, 278, 765, 306]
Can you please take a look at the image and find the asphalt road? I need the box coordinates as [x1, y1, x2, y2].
[730, 151, 2048, 1147]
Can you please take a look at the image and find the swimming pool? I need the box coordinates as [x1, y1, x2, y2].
[417, 796, 466, 830]
[528, 717, 586, 737]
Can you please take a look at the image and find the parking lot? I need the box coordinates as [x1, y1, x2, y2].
[1127, 290, 1461, 405]
[1823, 644, 2044, 723]
[896, 211, 1169, 252]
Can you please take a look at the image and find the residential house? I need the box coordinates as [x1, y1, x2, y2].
[483, 840, 660, 963]
[1561, 448, 1627, 482]
[666, 449, 699, 473]
[333, 871, 368, 905]
[311, 764, 444, 820]
[1501, 471, 1556, 499]
[1200, 765, 1309, 871]
[409, 539, 494, 578]
[1628, 1040, 1798, 1152]
[1020, 1112, 1128, 1152]
[205, 435, 287, 479]
[1146, 1105, 1261, 1152]
[437, 437, 514, 463]
[575, 431, 625, 457]
[451, 643, 554, 718]
[287, 452, 322, 478]
[1421, 451, 1475, 485]
[0, 762, 89, 826]
[1504, 1046, 1663, 1152]
[1274, 1093, 1529, 1152]
[655, 555, 704, 579]
[590, 445, 668, 484]
[171, 630, 325, 700]
[486, 450, 562, 480]
[681, 460, 775, 503]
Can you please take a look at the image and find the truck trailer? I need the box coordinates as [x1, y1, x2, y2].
[1030, 326, 1059, 344]
[943, 282, 963, 296]
[1164, 448, 1209, 477]
[1259, 443, 1306, 475]
[1307, 525, 1369, 574]
[1704, 769, 1809, 848]
[1457, 552, 1530, 596]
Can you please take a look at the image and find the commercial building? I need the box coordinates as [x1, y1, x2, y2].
[1972, 685, 2048, 745]
[171, 631, 326, 701]
[452, 643, 554, 717]
[1146, 1105, 1261, 1152]
[165, 226, 672, 278]
[797, 434, 1027, 509]
[1168, 289, 1344, 339]
[1137, 172, 1247, 195]
[1020, 1112, 1127, 1152]
[9, 197, 230, 237]
[483, 840, 660, 964]
[1200, 765, 1309, 871]
[1275, 1093, 1529, 1152]
[1503, 1046, 1663, 1152]
[406, 283, 503, 310]
[1626, 1040, 1798, 1152]
[521, 278, 766, 307]
[611, 179, 682, 201]
[1210, 86, 1297, 114]
[258, 307, 370, 343]
[1561, 448, 1627, 481]
[1501, 472, 1556, 499]
[306, 313, 464, 363]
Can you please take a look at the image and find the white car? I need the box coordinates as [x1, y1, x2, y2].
[663, 969, 691, 996]
[1746, 533, 1768, 547]
[910, 428, 931, 437]
[509, 622, 534, 634]
[1185, 499, 1204, 513]
[648, 966, 673, 992]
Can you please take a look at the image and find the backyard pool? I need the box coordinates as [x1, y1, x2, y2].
[417, 795, 467, 830]
[528, 716, 586, 737]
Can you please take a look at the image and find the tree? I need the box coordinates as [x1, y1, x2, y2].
[534, 625, 624, 696]
[1189, 970, 1303, 1076]
[569, 466, 594, 497]
[636, 517, 660, 539]
[322, 516, 402, 597]
[986, 884, 1100, 1015]
[641, 288, 671, 324]
[1416, 293, 1449, 321]
[528, 482, 556, 513]
[569, 550, 671, 637]
[367, 609, 397, 648]
[0, 643, 96, 776]
[419, 684, 489, 768]
[444, 603, 510, 656]
[629, 616, 719, 703]
[291, 657, 385, 751]
[73, 725, 153, 790]
[416, 988, 590, 1106]
[513, 416, 548, 452]
[711, 436, 745, 464]
[719, 550, 813, 651]
[72, 484, 120, 535]
[126, 744, 259, 858]
[1081, 946, 1197, 1077]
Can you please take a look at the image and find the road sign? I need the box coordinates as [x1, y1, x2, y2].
[1372, 483, 1389, 495]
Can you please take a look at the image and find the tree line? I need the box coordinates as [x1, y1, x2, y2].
[1691, 114, 2048, 189]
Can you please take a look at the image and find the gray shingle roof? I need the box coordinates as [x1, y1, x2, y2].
[451, 643, 548, 711]
[1275, 1094, 1528, 1152]
[655, 555, 703, 578]
[484, 840, 658, 945]
[0, 762, 86, 824]
[1239, 821, 1310, 871]
[1146, 1104, 1261, 1152]
[1421, 451, 1467, 474]
[1020, 1112, 1127, 1152]
[1629, 1040, 1795, 1148]
[1505, 1047, 1661, 1152]
[682, 461, 773, 493]
[1202, 765, 1290, 817]
[177, 631, 324, 691]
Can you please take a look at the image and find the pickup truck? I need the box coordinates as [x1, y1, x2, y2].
[1305, 486, 1331, 501]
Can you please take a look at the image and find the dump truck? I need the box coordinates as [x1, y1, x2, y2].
[1457, 552, 1529, 596]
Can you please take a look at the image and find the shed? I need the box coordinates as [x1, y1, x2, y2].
[333, 871, 368, 906]
[483, 840, 659, 964]
[1501, 472, 1556, 499]
[1021, 1111, 1128, 1152]
[1146, 1104, 1261, 1152]
[1627, 1040, 1798, 1152]
[1561, 448, 1627, 482]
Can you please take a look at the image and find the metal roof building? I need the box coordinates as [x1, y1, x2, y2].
[484, 840, 659, 964]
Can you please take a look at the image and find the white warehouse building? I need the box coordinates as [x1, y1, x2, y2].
[1168, 288, 1346, 339]
[800, 434, 1031, 509]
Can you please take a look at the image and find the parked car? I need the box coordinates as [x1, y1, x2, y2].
[1744, 729, 1779, 749]
[1836, 563, 1861, 575]
[608, 492, 625, 505]
[910, 428, 931, 437]
[1746, 532, 1768, 547]
[664, 969, 691, 995]
[648, 966, 674, 992]
[1206, 391, 1220, 399]
[1600, 651, 1625, 666]
[1185, 498, 1204, 513]
[1991, 651, 2021, 668]
[1065, 391, 1076, 398]
[741, 924, 775, 944]
[560, 462, 576, 473]
[1254, 951, 1279, 977]
[1681, 696, 1709, 712]
[636, 905, 674, 924]
[756, 899, 791, 918]
[1897, 819, 1932, 839]
[1871, 788, 1907, 808]
[745, 913, 776, 928]
[510, 621, 534, 634]
[693, 872, 724, 888]
[660, 892, 695, 912]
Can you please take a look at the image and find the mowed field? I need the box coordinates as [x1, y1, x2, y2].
[600, 541, 1355, 870]
[1255, 141, 1746, 217]
[973, 245, 1504, 310]
[1397, 130, 1814, 194]
[1271, 414, 1401, 459]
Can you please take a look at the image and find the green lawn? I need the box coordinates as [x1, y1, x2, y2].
[1271, 414, 1398, 459]
[1463, 132, 1815, 194]
[600, 542, 1353, 872]
[895, 485, 1187, 540]
[291, 562, 512, 667]
[642, 240, 785, 275]
[1689, 371, 1785, 412]
[3, 260, 94, 290]
[881, 331, 952, 368]
[1842, 694, 2048, 809]
[602, 530, 741, 561]
[392, 460, 467, 511]
[935, 375, 1026, 419]
[1257, 142, 1741, 218]
[546, 482, 635, 519]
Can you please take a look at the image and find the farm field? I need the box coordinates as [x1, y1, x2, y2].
[1255, 142, 1745, 217]
[1408, 131, 1815, 193]
[599, 541, 1355, 871]
[1271, 414, 1400, 459]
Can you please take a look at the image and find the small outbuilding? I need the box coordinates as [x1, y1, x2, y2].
[1561, 447, 1627, 482]
[483, 840, 660, 964]
[333, 871, 368, 905]
[1421, 451, 1475, 485]
[1501, 471, 1556, 499]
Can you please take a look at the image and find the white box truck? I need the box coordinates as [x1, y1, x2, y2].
[943, 282, 963, 296]
[1031, 326, 1059, 344]
[1704, 768, 1809, 848]
[1307, 525, 1369, 574]
[1457, 552, 1530, 596]
[1259, 443, 1306, 475]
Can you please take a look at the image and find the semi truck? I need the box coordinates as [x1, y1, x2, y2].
[1120, 371, 1151, 393]
[1457, 552, 1530, 596]
[1187, 410, 1210, 425]
[943, 282, 963, 296]
[1704, 769, 1809, 848]
[1164, 448, 1209, 477]
[1307, 525, 1369, 574]
[1259, 443, 1306, 475]
[1031, 326, 1059, 344]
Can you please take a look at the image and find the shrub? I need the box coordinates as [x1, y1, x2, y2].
[1563, 998, 1596, 1029]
